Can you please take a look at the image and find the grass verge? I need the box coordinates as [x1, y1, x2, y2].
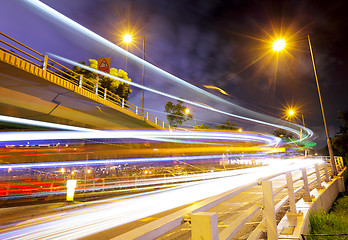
[308, 193, 348, 239]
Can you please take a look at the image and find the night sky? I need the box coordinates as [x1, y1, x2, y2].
[1, 0, 347, 147]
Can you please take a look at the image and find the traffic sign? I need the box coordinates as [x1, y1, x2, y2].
[98, 57, 111, 76]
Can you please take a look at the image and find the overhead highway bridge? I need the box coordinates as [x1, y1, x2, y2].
[0, 32, 169, 130]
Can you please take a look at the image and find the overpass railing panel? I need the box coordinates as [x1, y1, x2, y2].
[0, 32, 44, 68]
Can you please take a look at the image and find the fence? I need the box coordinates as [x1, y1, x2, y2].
[0, 32, 170, 130]
[114, 157, 346, 240]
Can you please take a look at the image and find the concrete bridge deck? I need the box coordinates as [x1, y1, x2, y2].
[0, 48, 166, 130]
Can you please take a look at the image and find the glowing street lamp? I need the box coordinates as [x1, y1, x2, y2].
[273, 37, 337, 175]
[286, 108, 296, 122]
[185, 108, 197, 125]
[123, 34, 132, 44]
[273, 39, 286, 51]
[288, 109, 294, 116]
[123, 33, 146, 114]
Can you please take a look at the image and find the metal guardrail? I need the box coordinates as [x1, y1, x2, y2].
[0, 32, 170, 130]
[114, 157, 345, 240]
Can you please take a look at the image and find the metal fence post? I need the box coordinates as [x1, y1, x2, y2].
[136, 106, 138, 115]
[155, 117, 158, 125]
[191, 212, 219, 240]
[339, 157, 343, 171]
[162, 122, 165, 128]
[79, 75, 83, 88]
[286, 172, 296, 213]
[104, 88, 107, 99]
[42, 55, 48, 71]
[336, 157, 343, 171]
[302, 168, 311, 201]
[95, 77, 99, 95]
[334, 157, 339, 172]
[147, 112, 149, 120]
[262, 181, 278, 240]
[122, 98, 125, 108]
[315, 164, 322, 188]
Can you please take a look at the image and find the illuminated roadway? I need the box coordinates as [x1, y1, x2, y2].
[0, 2, 321, 239]
[0, 158, 323, 240]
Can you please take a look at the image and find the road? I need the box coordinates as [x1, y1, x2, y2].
[0, 158, 323, 240]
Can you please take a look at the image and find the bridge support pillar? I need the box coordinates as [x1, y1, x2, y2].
[191, 212, 218, 240]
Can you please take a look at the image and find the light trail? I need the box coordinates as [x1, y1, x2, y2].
[0, 158, 324, 239]
[48, 53, 312, 142]
[0, 129, 281, 147]
[0, 115, 96, 132]
[0, 153, 277, 170]
[20, 0, 313, 143]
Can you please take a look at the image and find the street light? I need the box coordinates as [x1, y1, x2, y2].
[288, 109, 294, 117]
[273, 37, 337, 175]
[123, 34, 146, 114]
[285, 107, 309, 157]
[123, 34, 132, 44]
[273, 39, 286, 51]
[185, 108, 197, 125]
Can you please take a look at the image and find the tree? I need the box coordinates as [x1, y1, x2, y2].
[273, 128, 293, 139]
[215, 120, 238, 130]
[193, 124, 212, 130]
[164, 100, 192, 128]
[332, 110, 348, 163]
[71, 59, 132, 100]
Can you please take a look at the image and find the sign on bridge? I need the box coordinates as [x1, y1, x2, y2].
[98, 57, 111, 76]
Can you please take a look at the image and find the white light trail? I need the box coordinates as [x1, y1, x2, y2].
[0, 129, 281, 147]
[20, 0, 313, 143]
[48, 53, 312, 141]
[0, 158, 324, 239]
[0, 115, 96, 132]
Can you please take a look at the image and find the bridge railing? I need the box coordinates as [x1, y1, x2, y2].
[114, 157, 345, 240]
[0, 32, 170, 130]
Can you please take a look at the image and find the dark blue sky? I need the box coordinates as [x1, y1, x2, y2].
[1, 0, 347, 147]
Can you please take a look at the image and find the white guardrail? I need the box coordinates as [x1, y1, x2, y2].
[113, 156, 346, 240]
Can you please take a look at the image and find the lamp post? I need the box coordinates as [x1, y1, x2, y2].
[273, 37, 337, 175]
[123, 34, 146, 114]
[307, 35, 337, 175]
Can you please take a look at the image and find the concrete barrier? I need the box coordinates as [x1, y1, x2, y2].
[277, 167, 347, 240]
